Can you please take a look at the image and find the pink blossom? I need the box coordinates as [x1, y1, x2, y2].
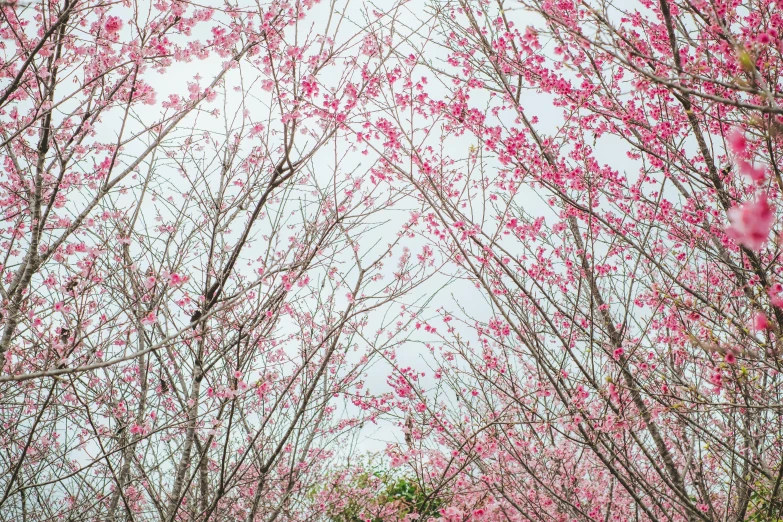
[738, 158, 767, 184]
[169, 273, 188, 286]
[754, 311, 769, 331]
[141, 312, 157, 326]
[608, 383, 620, 402]
[104, 16, 123, 34]
[727, 128, 747, 154]
[727, 193, 775, 251]
[769, 284, 783, 307]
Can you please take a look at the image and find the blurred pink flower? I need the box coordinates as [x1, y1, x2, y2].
[727, 193, 774, 251]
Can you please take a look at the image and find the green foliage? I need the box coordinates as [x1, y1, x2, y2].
[745, 482, 783, 522]
[323, 456, 445, 522]
[377, 475, 445, 521]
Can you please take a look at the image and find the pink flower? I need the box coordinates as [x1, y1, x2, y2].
[104, 16, 123, 34]
[754, 311, 769, 331]
[729, 127, 766, 183]
[728, 128, 747, 154]
[725, 351, 737, 364]
[727, 193, 775, 251]
[144, 276, 156, 290]
[770, 284, 783, 307]
[738, 158, 767, 184]
[169, 273, 187, 286]
[608, 383, 620, 402]
[141, 312, 157, 326]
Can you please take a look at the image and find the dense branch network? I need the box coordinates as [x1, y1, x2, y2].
[0, 0, 782, 521]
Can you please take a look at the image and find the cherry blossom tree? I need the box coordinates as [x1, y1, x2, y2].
[4, 0, 783, 521]
[0, 0, 439, 520]
[358, 0, 783, 521]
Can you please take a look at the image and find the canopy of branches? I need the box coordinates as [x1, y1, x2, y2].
[0, 0, 782, 521]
